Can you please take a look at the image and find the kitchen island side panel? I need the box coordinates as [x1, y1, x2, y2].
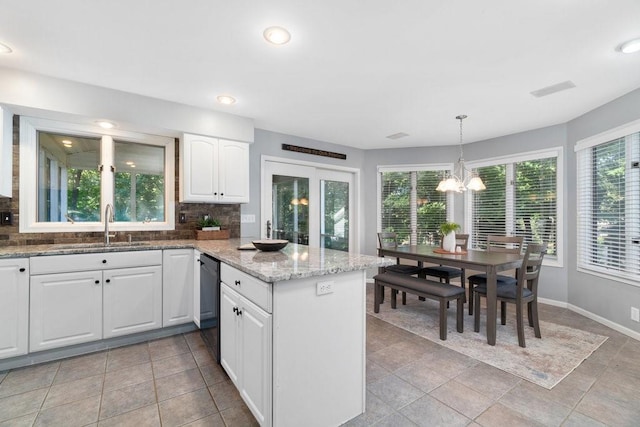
[272, 270, 366, 427]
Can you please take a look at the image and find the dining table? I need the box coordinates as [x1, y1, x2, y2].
[377, 244, 523, 346]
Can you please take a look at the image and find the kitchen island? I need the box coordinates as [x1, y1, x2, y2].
[0, 239, 391, 426]
[197, 239, 391, 427]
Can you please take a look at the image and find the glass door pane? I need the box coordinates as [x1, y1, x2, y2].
[272, 175, 310, 245]
[320, 179, 349, 251]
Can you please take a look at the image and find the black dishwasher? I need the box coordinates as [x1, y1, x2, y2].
[199, 253, 220, 363]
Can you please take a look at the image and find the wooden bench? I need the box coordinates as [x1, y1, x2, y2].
[373, 272, 465, 340]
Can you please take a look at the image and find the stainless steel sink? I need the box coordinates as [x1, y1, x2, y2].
[54, 242, 152, 250]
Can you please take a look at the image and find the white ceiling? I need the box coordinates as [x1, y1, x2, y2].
[1, 0, 640, 149]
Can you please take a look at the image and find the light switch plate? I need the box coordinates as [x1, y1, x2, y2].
[241, 214, 256, 223]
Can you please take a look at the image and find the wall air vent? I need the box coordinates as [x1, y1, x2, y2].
[386, 132, 409, 140]
[530, 80, 576, 98]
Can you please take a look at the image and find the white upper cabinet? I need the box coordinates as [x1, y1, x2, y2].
[0, 105, 13, 197]
[180, 133, 250, 203]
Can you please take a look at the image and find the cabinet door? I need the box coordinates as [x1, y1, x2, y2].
[220, 283, 240, 385]
[30, 270, 103, 352]
[181, 134, 219, 202]
[162, 249, 194, 327]
[240, 297, 272, 426]
[0, 259, 29, 359]
[218, 139, 249, 203]
[103, 266, 162, 338]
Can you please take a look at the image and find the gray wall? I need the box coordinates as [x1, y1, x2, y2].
[566, 87, 640, 333]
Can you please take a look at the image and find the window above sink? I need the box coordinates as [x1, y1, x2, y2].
[19, 116, 175, 233]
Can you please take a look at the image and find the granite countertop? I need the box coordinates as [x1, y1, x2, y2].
[0, 238, 392, 283]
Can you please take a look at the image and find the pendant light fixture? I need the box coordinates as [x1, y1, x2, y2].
[436, 115, 486, 193]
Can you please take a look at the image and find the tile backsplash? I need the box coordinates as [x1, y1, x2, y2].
[0, 115, 240, 247]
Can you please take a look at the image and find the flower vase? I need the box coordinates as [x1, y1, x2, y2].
[442, 231, 456, 252]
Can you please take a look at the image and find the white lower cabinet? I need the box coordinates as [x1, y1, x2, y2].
[162, 249, 194, 327]
[220, 282, 272, 426]
[29, 250, 163, 352]
[30, 270, 103, 351]
[103, 265, 162, 338]
[0, 258, 29, 359]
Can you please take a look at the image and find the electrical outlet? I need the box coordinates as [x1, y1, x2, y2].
[631, 307, 639, 322]
[0, 212, 12, 225]
[179, 212, 187, 223]
[241, 214, 256, 223]
[317, 280, 334, 296]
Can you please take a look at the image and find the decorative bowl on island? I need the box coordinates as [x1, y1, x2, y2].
[252, 239, 289, 251]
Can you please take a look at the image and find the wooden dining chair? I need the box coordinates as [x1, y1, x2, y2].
[377, 232, 422, 304]
[421, 234, 469, 305]
[473, 243, 547, 347]
[467, 235, 524, 315]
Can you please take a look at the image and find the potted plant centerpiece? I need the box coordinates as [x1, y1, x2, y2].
[439, 222, 460, 253]
[195, 216, 230, 240]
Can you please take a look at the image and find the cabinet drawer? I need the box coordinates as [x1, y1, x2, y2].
[30, 250, 162, 275]
[221, 263, 272, 313]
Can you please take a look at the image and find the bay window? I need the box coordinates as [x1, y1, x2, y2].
[378, 165, 452, 245]
[20, 117, 175, 232]
[465, 148, 562, 266]
[576, 120, 640, 284]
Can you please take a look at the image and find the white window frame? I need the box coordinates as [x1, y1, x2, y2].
[575, 118, 640, 286]
[19, 116, 175, 233]
[377, 163, 455, 244]
[464, 147, 564, 267]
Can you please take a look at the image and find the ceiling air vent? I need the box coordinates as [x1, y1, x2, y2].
[386, 132, 409, 140]
[530, 80, 576, 98]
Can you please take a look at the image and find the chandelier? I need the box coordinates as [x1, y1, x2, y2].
[436, 115, 486, 193]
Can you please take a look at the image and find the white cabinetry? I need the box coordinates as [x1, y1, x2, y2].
[0, 105, 13, 197]
[162, 249, 194, 327]
[220, 263, 366, 427]
[180, 133, 250, 203]
[29, 250, 162, 352]
[30, 270, 103, 351]
[0, 258, 29, 359]
[103, 265, 162, 338]
[220, 265, 272, 426]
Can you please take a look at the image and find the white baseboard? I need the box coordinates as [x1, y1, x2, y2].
[538, 297, 567, 308]
[567, 303, 640, 342]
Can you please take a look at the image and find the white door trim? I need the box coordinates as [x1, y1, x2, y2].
[260, 155, 360, 253]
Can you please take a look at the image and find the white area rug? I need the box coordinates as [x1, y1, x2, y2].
[367, 289, 608, 389]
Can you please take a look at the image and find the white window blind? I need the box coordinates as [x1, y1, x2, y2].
[468, 152, 559, 259]
[380, 169, 449, 245]
[514, 157, 557, 254]
[576, 132, 640, 283]
[471, 165, 507, 249]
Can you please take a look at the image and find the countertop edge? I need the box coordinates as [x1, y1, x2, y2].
[0, 239, 393, 283]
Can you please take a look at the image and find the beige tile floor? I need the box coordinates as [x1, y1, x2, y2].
[0, 332, 257, 426]
[1, 284, 639, 426]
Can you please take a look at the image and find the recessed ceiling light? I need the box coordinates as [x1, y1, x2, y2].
[0, 42, 12, 54]
[619, 38, 640, 54]
[96, 120, 115, 129]
[62, 139, 73, 147]
[263, 26, 291, 45]
[216, 95, 236, 105]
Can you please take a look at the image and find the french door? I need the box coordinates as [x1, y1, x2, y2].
[261, 158, 356, 252]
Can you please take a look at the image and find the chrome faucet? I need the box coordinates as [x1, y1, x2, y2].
[104, 204, 116, 245]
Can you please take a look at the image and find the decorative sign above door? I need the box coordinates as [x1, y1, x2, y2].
[281, 144, 347, 160]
